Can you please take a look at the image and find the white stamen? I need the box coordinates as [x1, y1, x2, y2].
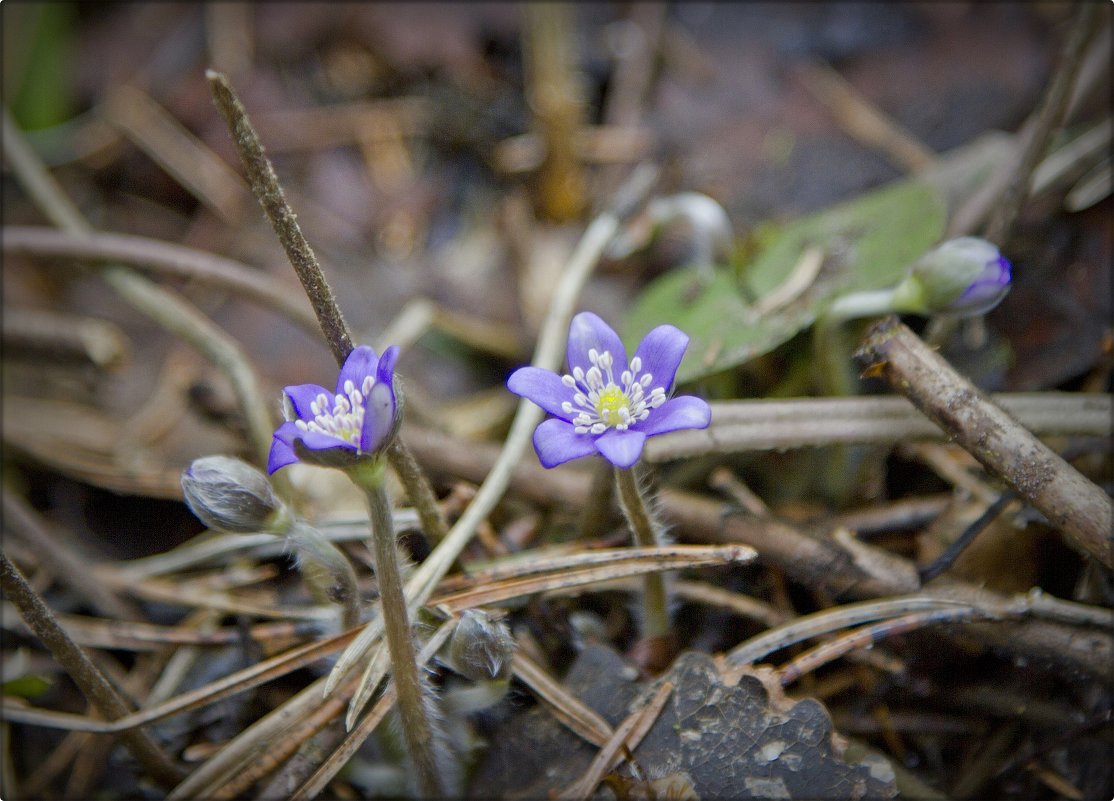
[289, 371, 386, 451]
[560, 348, 670, 438]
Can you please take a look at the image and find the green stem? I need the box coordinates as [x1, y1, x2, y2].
[812, 315, 858, 399]
[824, 287, 899, 321]
[0, 550, 186, 788]
[812, 315, 868, 506]
[614, 467, 670, 639]
[357, 475, 444, 796]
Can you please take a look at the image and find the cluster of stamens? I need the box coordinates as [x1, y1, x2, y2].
[294, 375, 376, 448]
[560, 349, 666, 435]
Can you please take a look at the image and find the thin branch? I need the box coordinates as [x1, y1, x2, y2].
[950, 2, 1104, 239]
[0, 550, 186, 787]
[206, 70, 352, 365]
[918, 491, 1018, 583]
[856, 316, 1112, 569]
[2, 225, 319, 334]
[0, 305, 130, 369]
[643, 393, 1111, 461]
[2, 489, 138, 620]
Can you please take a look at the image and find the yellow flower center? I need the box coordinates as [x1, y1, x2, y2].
[595, 386, 630, 423]
[560, 349, 668, 435]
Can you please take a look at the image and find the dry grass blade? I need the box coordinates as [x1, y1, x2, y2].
[726, 596, 981, 666]
[100, 573, 334, 621]
[557, 679, 675, 800]
[511, 651, 614, 748]
[204, 670, 362, 800]
[112, 511, 420, 579]
[0, 606, 305, 651]
[340, 544, 751, 728]
[459, 543, 753, 585]
[670, 580, 789, 628]
[433, 545, 756, 612]
[777, 607, 993, 687]
[344, 640, 391, 730]
[1, 628, 357, 734]
[168, 672, 334, 798]
[289, 618, 458, 801]
[2, 226, 320, 334]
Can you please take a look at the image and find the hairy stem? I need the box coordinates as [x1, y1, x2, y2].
[359, 479, 444, 796]
[206, 70, 353, 365]
[0, 550, 186, 788]
[614, 467, 670, 639]
[286, 520, 361, 629]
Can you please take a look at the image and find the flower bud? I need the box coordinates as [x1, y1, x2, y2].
[892, 236, 1012, 316]
[448, 609, 515, 682]
[181, 455, 286, 533]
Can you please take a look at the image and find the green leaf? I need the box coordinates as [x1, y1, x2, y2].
[2, 673, 52, 699]
[3, 3, 77, 131]
[625, 180, 947, 384]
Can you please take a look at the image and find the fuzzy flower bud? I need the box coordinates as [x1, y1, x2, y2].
[448, 609, 515, 682]
[181, 455, 286, 533]
[892, 236, 1012, 316]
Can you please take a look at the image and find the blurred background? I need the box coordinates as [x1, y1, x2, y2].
[1, 5, 1111, 797]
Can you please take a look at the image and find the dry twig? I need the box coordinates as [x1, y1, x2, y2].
[856, 317, 1112, 569]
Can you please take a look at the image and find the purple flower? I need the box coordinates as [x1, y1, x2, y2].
[508, 312, 711, 469]
[952, 251, 1011, 315]
[268, 345, 400, 474]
